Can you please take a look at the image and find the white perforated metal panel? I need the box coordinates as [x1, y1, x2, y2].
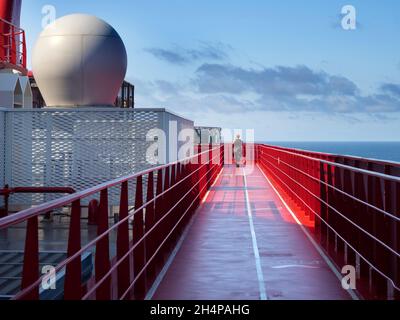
[3, 108, 193, 206]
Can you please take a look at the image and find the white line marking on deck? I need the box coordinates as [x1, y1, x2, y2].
[145, 167, 224, 300]
[252, 207, 283, 211]
[271, 265, 320, 269]
[257, 164, 359, 300]
[242, 168, 268, 300]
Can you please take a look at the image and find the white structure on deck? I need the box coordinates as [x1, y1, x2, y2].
[0, 107, 193, 206]
[32, 14, 127, 107]
[194, 126, 222, 144]
[0, 13, 195, 209]
[0, 71, 32, 108]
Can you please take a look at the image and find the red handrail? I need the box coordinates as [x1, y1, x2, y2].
[0, 144, 224, 300]
[0, 186, 76, 218]
[257, 144, 400, 300]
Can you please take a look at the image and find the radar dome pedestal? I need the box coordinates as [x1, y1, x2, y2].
[32, 14, 127, 107]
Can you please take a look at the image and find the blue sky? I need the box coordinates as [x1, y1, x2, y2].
[22, 0, 400, 141]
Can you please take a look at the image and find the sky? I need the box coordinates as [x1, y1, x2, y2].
[21, 0, 400, 141]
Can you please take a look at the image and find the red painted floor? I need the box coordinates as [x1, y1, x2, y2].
[152, 164, 352, 300]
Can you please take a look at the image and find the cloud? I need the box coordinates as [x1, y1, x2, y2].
[381, 83, 400, 98]
[192, 64, 400, 113]
[145, 42, 231, 65]
[153, 80, 181, 94]
[194, 64, 358, 96]
[145, 48, 188, 65]
[132, 62, 400, 115]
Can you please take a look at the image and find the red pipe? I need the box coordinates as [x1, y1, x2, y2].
[0, 186, 76, 196]
[0, 185, 76, 218]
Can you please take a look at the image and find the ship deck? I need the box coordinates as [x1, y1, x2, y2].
[150, 164, 353, 300]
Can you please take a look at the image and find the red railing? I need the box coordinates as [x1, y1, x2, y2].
[264, 144, 400, 177]
[2, 142, 398, 300]
[257, 144, 400, 300]
[0, 144, 224, 300]
[0, 17, 26, 73]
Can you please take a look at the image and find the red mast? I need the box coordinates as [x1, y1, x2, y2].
[0, 0, 16, 23]
[0, 0, 26, 74]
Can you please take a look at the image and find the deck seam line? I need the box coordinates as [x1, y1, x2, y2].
[256, 164, 359, 301]
[242, 168, 268, 301]
[145, 167, 225, 300]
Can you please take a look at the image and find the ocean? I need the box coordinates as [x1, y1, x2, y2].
[262, 142, 400, 163]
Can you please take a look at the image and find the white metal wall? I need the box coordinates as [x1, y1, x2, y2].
[3, 108, 193, 205]
[163, 111, 195, 162]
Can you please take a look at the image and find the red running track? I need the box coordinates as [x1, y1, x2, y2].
[150, 164, 354, 300]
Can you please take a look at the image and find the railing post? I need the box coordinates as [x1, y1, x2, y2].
[11, 25, 16, 65]
[0, 186, 9, 218]
[22, 30, 27, 68]
[154, 168, 164, 270]
[145, 172, 156, 290]
[326, 164, 336, 255]
[177, 162, 189, 229]
[180, 163, 190, 225]
[334, 166, 345, 261]
[88, 199, 99, 225]
[310, 158, 317, 223]
[168, 164, 179, 246]
[95, 189, 111, 300]
[64, 200, 82, 300]
[197, 152, 205, 204]
[161, 166, 171, 253]
[303, 157, 309, 217]
[133, 175, 145, 299]
[343, 168, 356, 268]
[354, 171, 368, 290]
[117, 181, 130, 299]
[370, 176, 388, 298]
[384, 169, 398, 300]
[318, 162, 327, 246]
[208, 143, 212, 188]
[21, 216, 39, 300]
[395, 182, 400, 300]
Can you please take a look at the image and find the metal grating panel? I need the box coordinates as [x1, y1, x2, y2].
[4, 108, 193, 206]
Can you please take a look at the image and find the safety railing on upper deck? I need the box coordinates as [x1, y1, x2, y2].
[0, 144, 224, 300]
[257, 144, 400, 300]
[0, 18, 26, 73]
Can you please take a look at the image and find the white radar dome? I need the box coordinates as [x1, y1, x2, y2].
[32, 14, 127, 107]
